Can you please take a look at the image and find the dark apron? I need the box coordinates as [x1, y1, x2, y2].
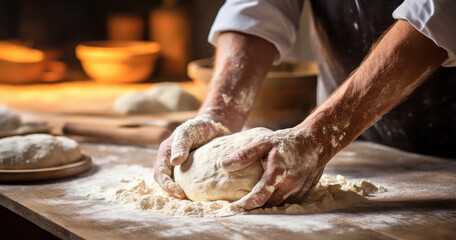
[309, 0, 456, 158]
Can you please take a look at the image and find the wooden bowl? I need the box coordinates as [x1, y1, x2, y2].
[0, 41, 68, 84]
[0, 41, 45, 84]
[76, 41, 161, 83]
[187, 58, 319, 129]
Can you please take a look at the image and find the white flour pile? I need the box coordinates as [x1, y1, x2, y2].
[78, 164, 384, 217]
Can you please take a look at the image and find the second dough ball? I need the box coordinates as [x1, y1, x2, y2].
[174, 127, 272, 202]
[113, 82, 200, 114]
[0, 105, 21, 131]
[0, 134, 82, 169]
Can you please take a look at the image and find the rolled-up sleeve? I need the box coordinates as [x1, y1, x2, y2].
[393, 0, 456, 67]
[208, 0, 304, 64]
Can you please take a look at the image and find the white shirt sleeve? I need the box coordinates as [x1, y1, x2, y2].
[393, 0, 456, 67]
[208, 0, 304, 64]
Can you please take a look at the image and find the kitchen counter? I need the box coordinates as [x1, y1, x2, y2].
[0, 141, 455, 239]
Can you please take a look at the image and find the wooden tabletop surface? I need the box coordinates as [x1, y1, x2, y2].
[1, 81, 455, 239]
[0, 141, 455, 240]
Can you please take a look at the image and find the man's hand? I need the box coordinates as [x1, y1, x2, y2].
[154, 31, 277, 198]
[222, 19, 448, 210]
[221, 127, 330, 210]
[154, 116, 230, 198]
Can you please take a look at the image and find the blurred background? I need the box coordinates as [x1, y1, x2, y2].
[0, 0, 318, 139]
[0, 0, 313, 81]
[0, 0, 222, 80]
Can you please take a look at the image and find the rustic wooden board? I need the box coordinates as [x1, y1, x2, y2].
[0, 153, 92, 182]
[0, 141, 454, 239]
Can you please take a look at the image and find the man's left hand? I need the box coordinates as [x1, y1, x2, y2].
[221, 127, 331, 210]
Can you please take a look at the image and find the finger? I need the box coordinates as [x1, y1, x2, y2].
[221, 139, 273, 172]
[154, 165, 186, 199]
[233, 165, 281, 210]
[284, 181, 314, 204]
[264, 180, 301, 208]
[169, 131, 193, 166]
[284, 172, 322, 204]
[154, 139, 186, 198]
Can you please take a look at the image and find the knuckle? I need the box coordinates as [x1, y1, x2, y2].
[236, 146, 261, 163]
[244, 195, 266, 209]
[153, 165, 171, 182]
[246, 146, 259, 157]
[250, 198, 265, 208]
[287, 174, 302, 184]
[158, 141, 172, 155]
[153, 162, 162, 175]
[269, 164, 285, 176]
[253, 191, 270, 204]
[236, 151, 249, 163]
[221, 158, 235, 170]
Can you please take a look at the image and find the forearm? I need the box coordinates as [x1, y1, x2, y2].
[199, 31, 277, 132]
[296, 20, 447, 160]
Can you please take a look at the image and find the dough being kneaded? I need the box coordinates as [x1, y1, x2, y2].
[113, 82, 200, 114]
[0, 134, 82, 169]
[174, 127, 272, 202]
[0, 105, 21, 131]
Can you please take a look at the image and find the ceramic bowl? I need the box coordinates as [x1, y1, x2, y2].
[76, 41, 161, 83]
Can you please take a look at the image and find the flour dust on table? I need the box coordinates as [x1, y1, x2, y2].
[78, 164, 383, 217]
[77, 127, 384, 217]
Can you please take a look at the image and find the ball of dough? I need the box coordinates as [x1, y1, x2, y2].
[174, 127, 272, 202]
[0, 105, 21, 131]
[113, 92, 168, 114]
[113, 82, 200, 114]
[146, 83, 200, 112]
[0, 134, 82, 169]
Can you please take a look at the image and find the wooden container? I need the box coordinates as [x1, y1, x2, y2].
[76, 41, 161, 83]
[0, 41, 66, 84]
[148, 1, 192, 78]
[187, 58, 319, 129]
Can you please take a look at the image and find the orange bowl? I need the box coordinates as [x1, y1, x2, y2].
[76, 41, 161, 83]
[0, 41, 46, 84]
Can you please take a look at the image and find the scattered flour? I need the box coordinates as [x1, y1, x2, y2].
[76, 164, 384, 217]
[222, 93, 232, 104]
[235, 90, 256, 113]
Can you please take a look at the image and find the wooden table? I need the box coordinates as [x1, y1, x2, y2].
[0, 141, 455, 239]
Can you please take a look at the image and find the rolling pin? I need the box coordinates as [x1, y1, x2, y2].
[62, 123, 171, 146]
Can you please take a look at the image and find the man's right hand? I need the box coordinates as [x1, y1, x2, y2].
[153, 116, 231, 198]
[154, 31, 277, 198]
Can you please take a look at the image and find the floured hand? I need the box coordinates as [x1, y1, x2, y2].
[221, 127, 330, 210]
[154, 115, 231, 198]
